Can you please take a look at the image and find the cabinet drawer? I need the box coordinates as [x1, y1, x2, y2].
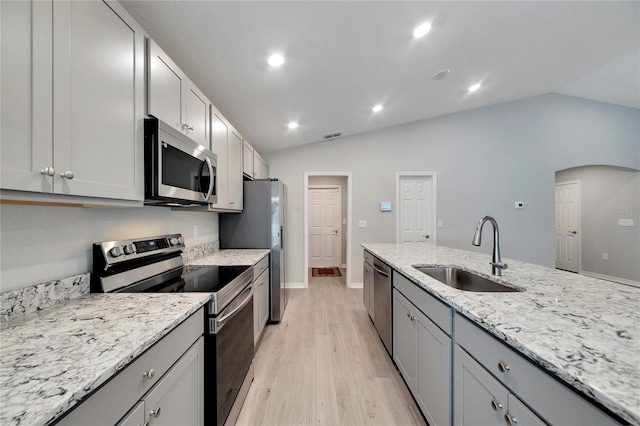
[58, 307, 204, 426]
[454, 313, 621, 426]
[253, 255, 269, 281]
[393, 271, 452, 335]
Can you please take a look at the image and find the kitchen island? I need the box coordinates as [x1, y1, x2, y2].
[363, 243, 639, 425]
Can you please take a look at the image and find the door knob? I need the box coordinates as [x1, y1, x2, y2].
[423, 234, 430, 239]
[569, 231, 577, 235]
[334, 230, 338, 234]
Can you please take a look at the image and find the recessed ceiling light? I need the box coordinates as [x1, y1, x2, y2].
[413, 23, 432, 38]
[433, 69, 451, 80]
[287, 122, 298, 129]
[468, 83, 481, 92]
[372, 105, 383, 112]
[268, 54, 285, 67]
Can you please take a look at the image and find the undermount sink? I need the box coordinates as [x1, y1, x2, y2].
[413, 266, 524, 292]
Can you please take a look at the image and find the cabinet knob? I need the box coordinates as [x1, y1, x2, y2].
[143, 369, 156, 379]
[60, 171, 74, 179]
[497, 361, 510, 373]
[490, 399, 503, 411]
[504, 413, 517, 425]
[182, 123, 194, 132]
[150, 407, 161, 419]
[40, 167, 56, 176]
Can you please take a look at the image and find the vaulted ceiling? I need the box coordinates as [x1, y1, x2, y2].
[120, 1, 640, 154]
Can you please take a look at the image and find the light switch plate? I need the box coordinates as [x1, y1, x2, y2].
[437, 220, 443, 228]
[359, 220, 367, 228]
[618, 219, 634, 227]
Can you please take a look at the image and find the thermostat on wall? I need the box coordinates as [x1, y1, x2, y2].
[380, 202, 392, 212]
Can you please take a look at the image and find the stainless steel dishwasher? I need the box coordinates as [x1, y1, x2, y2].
[373, 257, 392, 356]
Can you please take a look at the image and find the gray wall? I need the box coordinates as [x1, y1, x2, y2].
[264, 94, 640, 285]
[556, 165, 640, 282]
[308, 175, 348, 266]
[0, 204, 219, 292]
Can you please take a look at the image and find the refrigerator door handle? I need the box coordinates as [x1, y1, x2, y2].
[280, 225, 284, 249]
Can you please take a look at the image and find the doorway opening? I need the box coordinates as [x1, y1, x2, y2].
[304, 173, 352, 288]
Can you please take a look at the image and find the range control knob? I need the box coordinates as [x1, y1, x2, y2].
[123, 244, 136, 255]
[109, 246, 123, 257]
[169, 237, 180, 246]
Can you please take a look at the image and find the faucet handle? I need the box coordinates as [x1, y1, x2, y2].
[491, 262, 508, 270]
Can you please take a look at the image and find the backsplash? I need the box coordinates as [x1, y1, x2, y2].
[0, 240, 219, 322]
[0, 274, 90, 322]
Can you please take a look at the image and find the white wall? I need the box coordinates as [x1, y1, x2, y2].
[0, 204, 219, 292]
[264, 94, 640, 285]
[556, 165, 640, 282]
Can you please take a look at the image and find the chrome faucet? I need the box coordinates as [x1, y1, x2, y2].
[472, 216, 508, 276]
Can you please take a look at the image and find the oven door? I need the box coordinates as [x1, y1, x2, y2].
[146, 118, 217, 205]
[206, 283, 254, 426]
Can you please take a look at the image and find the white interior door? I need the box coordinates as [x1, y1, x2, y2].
[555, 181, 580, 272]
[398, 175, 435, 243]
[309, 187, 341, 267]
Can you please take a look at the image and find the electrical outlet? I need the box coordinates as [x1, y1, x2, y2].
[619, 219, 634, 227]
[437, 220, 443, 228]
[602, 253, 608, 261]
[515, 201, 525, 209]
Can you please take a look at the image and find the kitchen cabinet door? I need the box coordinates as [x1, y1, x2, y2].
[0, 0, 53, 193]
[393, 289, 418, 392]
[209, 110, 229, 209]
[52, 0, 144, 200]
[116, 402, 145, 426]
[253, 265, 270, 346]
[142, 337, 204, 426]
[243, 139, 254, 179]
[147, 39, 186, 131]
[227, 129, 244, 210]
[253, 150, 262, 179]
[185, 80, 211, 147]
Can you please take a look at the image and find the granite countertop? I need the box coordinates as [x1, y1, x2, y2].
[362, 243, 640, 425]
[187, 249, 269, 266]
[0, 292, 210, 426]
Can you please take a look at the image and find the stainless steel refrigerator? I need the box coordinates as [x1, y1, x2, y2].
[219, 179, 287, 322]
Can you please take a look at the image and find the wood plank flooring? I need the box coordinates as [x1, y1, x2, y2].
[236, 271, 427, 426]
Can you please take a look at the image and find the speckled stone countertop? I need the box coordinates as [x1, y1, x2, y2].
[0, 293, 210, 426]
[187, 249, 269, 266]
[362, 243, 640, 425]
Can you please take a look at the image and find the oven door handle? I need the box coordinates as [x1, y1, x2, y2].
[211, 283, 254, 333]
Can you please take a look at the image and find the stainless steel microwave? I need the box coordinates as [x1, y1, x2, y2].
[144, 117, 217, 206]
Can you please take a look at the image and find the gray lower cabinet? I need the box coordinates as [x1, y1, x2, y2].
[393, 273, 452, 426]
[253, 256, 270, 345]
[454, 313, 622, 426]
[454, 344, 545, 426]
[58, 308, 204, 426]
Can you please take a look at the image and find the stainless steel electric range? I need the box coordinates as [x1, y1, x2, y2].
[91, 234, 254, 426]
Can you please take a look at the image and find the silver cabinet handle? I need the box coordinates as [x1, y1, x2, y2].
[150, 407, 161, 419]
[181, 123, 194, 132]
[498, 361, 510, 373]
[406, 312, 416, 321]
[143, 369, 155, 379]
[490, 399, 503, 411]
[40, 167, 55, 176]
[60, 171, 74, 179]
[504, 413, 517, 425]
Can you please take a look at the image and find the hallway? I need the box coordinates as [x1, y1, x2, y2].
[236, 273, 426, 425]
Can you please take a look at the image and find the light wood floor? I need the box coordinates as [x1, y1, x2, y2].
[236, 271, 427, 426]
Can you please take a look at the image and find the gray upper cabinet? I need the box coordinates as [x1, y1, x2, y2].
[1, 0, 144, 202]
[147, 39, 210, 147]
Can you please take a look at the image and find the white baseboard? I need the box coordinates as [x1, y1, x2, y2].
[579, 270, 640, 288]
[349, 282, 363, 289]
[286, 282, 306, 289]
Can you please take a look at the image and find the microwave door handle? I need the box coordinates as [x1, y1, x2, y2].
[201, 157, 215, 201]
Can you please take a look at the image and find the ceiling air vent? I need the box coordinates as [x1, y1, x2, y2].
[323, 132, 342, 140]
